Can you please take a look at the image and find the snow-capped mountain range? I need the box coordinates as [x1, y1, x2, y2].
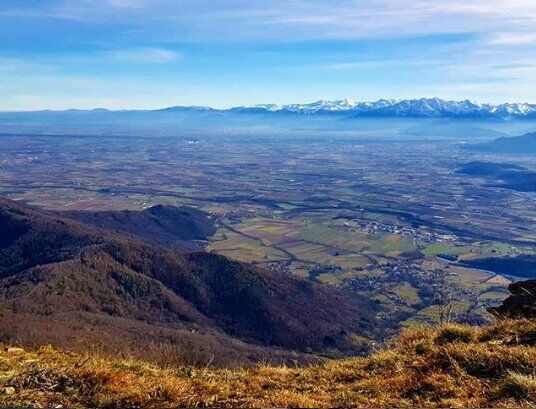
[3, 98, 535, 121]
[2, 98, 534, 136]
[229, 98, 535, 119]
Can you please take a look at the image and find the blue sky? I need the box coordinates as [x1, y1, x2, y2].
[1, 0, 535, 110]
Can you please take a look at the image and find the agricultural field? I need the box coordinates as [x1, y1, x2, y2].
[2, 134, 536, 327]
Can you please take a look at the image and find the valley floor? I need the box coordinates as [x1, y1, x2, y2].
[1, 319, 536, 408]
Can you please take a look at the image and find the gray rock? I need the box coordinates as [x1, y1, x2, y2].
[488, 280, 536, 318]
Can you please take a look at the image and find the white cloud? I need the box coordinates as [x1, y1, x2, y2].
[3, 0, 536, 41]
[316, 56, 448, 71]
[105, 48, 181, 64]
[0, 58, 52, 73]
[487, 32, 536, 46]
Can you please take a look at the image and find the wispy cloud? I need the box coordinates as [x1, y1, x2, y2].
[0, 58, 52, 73]
[316, 57, 448, 71]
[487, 32, 536, 46]
[0, 48, 182, 71]
[2, 1, 535, 41]
[104, 48, 181, 64]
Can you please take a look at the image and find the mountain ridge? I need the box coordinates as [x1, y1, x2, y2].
[0, 197, 383, 366]
[3, 98, 536, 119]
[469, 131, 536, 154]
[58, 205, 217, 252]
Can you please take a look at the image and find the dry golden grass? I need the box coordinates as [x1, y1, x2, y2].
[1, 319, 536, 408]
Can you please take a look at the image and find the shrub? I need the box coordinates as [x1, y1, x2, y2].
[496, 371, 536, 400]
[434, 324, 475, 345]
[395, 326, 434, 355]
[365, 350, 400, 371]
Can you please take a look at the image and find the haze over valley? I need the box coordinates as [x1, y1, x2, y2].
[2, 98, 536, 138]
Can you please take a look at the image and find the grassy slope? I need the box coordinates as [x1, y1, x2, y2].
[1, 319, 536, 408]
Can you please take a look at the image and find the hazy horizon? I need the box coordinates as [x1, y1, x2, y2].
[1, 96, 536, 113]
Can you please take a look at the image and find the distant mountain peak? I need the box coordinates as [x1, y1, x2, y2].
[3, 98, 535, 120]
[232, 98, 536, 119]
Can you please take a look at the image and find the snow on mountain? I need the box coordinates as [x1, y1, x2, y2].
[53, 99, 532, 119]
[236, 98, 535, 119]
[252, 104, 284, 111]
[8, 98, 532, 119]
[491, 103, 535, 116]
[157, 105, 216, 112]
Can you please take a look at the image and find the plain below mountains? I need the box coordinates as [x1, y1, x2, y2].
[0, 198, 384, 367]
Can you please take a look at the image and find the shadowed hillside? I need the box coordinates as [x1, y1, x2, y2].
[59, 204, 217, 251]
[469, 131, 536, 155]
[0, 198, 383, 366]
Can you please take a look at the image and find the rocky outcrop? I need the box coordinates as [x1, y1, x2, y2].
[489, 280, 536, 318]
